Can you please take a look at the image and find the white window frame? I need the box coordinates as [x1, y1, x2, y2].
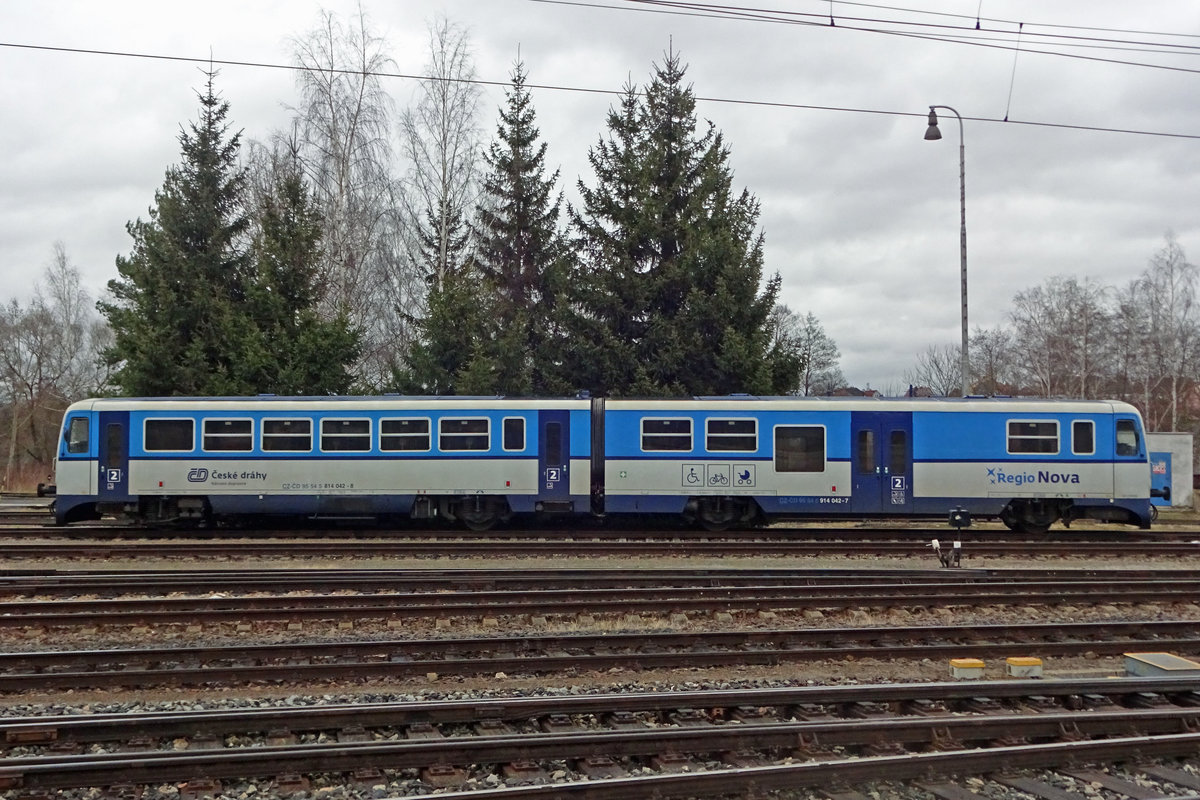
[143, 418, 196, 453]
[202, 418, 254, 453]
[705, 417, 758, 453]
[379, 417, 432, 453]
[261, 418, 313, 453]
[640, 417, 693, 453]
[1007, 419, 1060, 455]
[1070, 419, 1095, 456]
[501, 416, 527, 452]
[319, 418, 372, 453]
[439, 417, 491, 452]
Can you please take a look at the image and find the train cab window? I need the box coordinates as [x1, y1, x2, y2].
[503, 418, 526, 452]
[320, 419, 371, 452]
[145, 419, 195, 452]
[1007, 420, 1058, 454]
[262, 419, 312, 452]
[1116, 419, 1140, 457]
[706, 419, 756, 452]
[380, 418, 431, 452]
[856, 430, 875, 474]
[440, 418, 490, 451]
[1072, 421, 1095, 455]
[642, 419, 692, 452]
[65, 417, 89, 454]
[889, 430, 907, 475]
[203, 419, 253, 452]
[775, 426, 825, 473]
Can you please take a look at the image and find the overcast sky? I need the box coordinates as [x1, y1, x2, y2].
[2, 0, 1197, 391]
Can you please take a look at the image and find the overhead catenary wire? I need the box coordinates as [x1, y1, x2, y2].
[608, 0, 1200, 54]
[534, 0, 1200, 73]
[0, 39, 1197, 141]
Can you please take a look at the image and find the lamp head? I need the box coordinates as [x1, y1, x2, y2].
[924, 108, 942, 140]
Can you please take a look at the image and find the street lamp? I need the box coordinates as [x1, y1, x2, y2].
[924, 105, 969, 397]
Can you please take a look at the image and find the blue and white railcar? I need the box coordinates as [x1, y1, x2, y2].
[599, 396, 1155, 531]
[52, 396, 592, 527]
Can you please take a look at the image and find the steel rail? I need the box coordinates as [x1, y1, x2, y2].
[2, 579, 1200, 628]
[3, 708, 1200, 789]
[0, 539, 1198, 558]
[1, 620, 1198, 691]
[421, 733, 1200, 800]
[5, 565, 1194, 595]
[6, 520, 1197, 541]
[3, 676, 1200, 748]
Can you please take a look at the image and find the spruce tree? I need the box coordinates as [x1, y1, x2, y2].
[245, 155, 361, 394]
[397, 263, 491, 395]
[570, 52, 798, 396]
[100, 72, 255, 396]
[100, 72, 360, 396]
[473, 60, 571, 395]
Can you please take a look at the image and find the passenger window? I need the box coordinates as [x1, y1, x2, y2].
[380, 418, 430, 452]
[856, 430, 875, 475]
[1007, 420, 1058, 454]
[706, 419, 757, 452]
[262, 419, 312, 452]
[320, 419, 371, 452]
[1072, 420, 1095, 455]
[889, 430, 907, 475]
[642, 419, 692, 452]
[1116, 420, 1140, 457]
[66, 417, 89, 454]
[203, 419, 253, 452]
[440, 418, 489, 451]
[775, 426, 825, 473]
[503, 418, 526, 452]
[145, 419, 195, 452]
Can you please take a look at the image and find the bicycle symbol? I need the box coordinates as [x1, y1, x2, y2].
[708, 472, 729, 486]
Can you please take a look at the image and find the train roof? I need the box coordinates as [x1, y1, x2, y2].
[64, 395, 1141, 413]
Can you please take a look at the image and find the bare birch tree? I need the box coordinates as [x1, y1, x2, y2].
[289, 4, 403, 387]
[1140, 232, 1198, 431]
[0, 244, 109, 488]
[399, 15, 482, 291]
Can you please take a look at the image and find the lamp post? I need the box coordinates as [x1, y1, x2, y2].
[924, 105, 969, 397]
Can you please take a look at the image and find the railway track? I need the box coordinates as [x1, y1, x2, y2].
[0, 570, 1198, 629]
[4, 678, 1200, 795]
[0, 535, 1198, 559]
[3, 619, 1199, 691]
[4, 516, 1200, 540]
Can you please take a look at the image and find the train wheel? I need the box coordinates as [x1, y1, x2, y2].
[1000, 500, 1057, 536]
[456, 496, 507, 531]
[696, 497, 745, 532]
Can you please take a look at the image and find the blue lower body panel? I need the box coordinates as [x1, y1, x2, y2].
[208, 494, 416, 516]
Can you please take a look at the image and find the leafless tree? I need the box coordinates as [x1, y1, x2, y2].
[904, 344, 962, 397]
[399, 15, 482, 291]
[0, 244, 109, 488]
[766, 306, 844, 395]
[794, 311, 844, 395]
[967, 326, 1016, 395]
[1139, 233, 1198, 432]
[289, 4, 404, 387]
[1008, 275, 1110, 398]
